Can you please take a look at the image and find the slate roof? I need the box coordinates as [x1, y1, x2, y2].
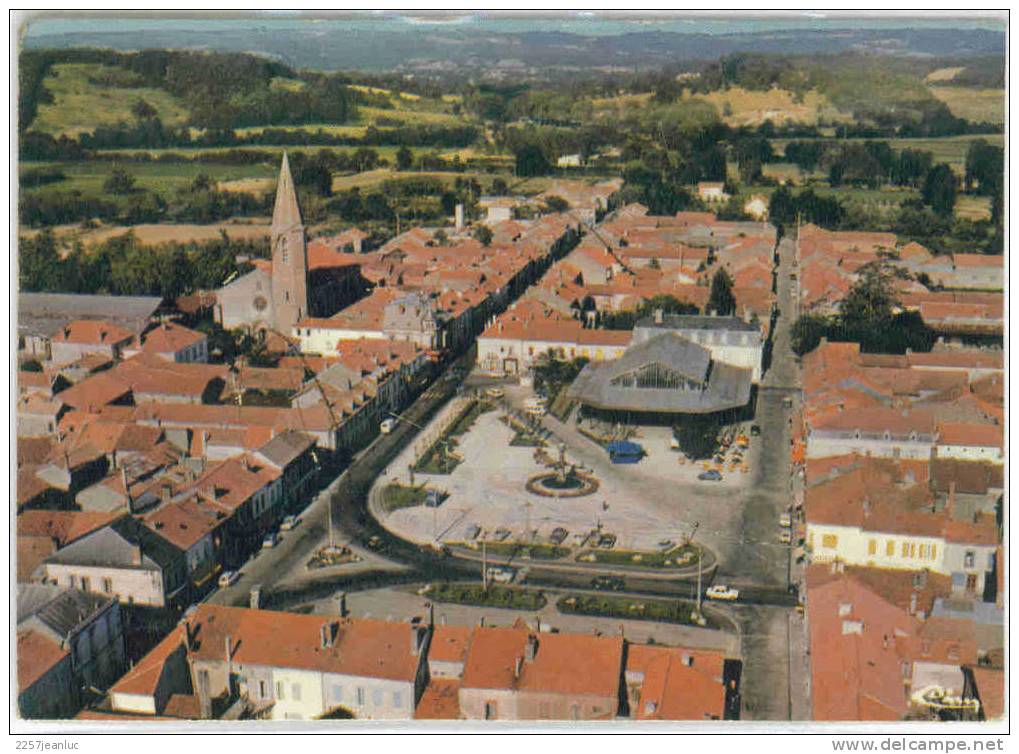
[45, 516, 183, 571]
[19, 293, 162, 338]
[256, 430, 315, 469]
[568, 332, 752, 414]
[17, 583, 115, 641]
[635, 313, 759, 332]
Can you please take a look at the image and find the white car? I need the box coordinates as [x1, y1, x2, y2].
[262, 531, 280, 549]
[218, 570, 240, 588]
[380, 418, 397, 434]
[779, 530, 792, 545]
[779, 513, 792, 528]
[486, 567, 515, 584]
[706, 585, 740, 601]
[280, 515, 300, 531]
[485, 387, 505, 399]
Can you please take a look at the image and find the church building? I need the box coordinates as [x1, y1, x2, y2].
[214, 154, 365, 337]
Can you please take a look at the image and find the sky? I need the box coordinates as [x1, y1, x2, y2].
[22, 11, 1007, 40]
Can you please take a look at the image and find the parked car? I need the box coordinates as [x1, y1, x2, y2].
[218, 570, 240, 588]
[493, 527, 511, 542]
[750, 425, 761, 436]
[487, 567, 515, 584]
[779, 512, 792, 528]
[366, 535, 384, 551]
[380, 418, 397, 434]
[657, 539, 675, 553]
[465, 524, 481, 541]
[706, 585, 739, 601]
[262, 531, 280, 549]
[550, 527, 569, 545]
[698, 469, 723, 482]
[591, 575, 625, 591]
[485, 387, 505, 399]
[597, 533, 617, 549]
[779, 531, 793, 545]
[280, 515, 300, 531]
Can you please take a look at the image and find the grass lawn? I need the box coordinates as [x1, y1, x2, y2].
[473, 541, 571, 561]
[425, 583, 547, 611]
[576, 545, 700, 569]
[33, 63, 191, 138]
[558, 594, 715, 628]
[381, 483, 429, 513]
[499, 414, 546, 447]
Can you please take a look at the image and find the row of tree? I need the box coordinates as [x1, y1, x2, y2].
[19, 229, 267, 299]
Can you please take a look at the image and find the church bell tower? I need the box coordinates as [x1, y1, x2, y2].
[270, 152, 309, 336]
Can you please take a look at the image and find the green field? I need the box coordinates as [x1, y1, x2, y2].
[929, 86, 1005, 125]
[20, 160, 275, 200]
[33, 63, 191, 138]
[771, 134, 1004, 174]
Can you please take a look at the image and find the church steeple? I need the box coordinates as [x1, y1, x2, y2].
[272, 151, 303, 234]
[270, 152, 309, 336]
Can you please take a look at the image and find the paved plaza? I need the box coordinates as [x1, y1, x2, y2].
[375, 395, 761, 561]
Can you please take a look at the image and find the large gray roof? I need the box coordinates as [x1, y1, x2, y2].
[257, 430, 315, 469]
[635, 313, 759, 333]
[19, 292, 163, 338]
[568, 332, 752, 414]
[45, 516, 182, 571]
[17, 583, 115, 641]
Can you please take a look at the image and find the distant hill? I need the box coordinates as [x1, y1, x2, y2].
[23, 24, 1005, 73]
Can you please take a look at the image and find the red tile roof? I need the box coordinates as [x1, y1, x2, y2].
[17, 509, 122, 547]
[461, 626, 623, 698]
[110, 625, 186, 697]
[135, 322, 205, 355]
[52, 319, 134, 346]
[184, 604, 422, 682]
[17, 629, 69, 691]
[627, 644, 727, 720]
[414, 679, 462, 720]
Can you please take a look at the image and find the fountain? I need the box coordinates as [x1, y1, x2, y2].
[526, 443, 600, 498]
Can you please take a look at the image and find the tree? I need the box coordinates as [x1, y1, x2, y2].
[707, 268, 736, 316]
[474, 224, 493, 246]
[103, 168, 136, 195]
[18, 230, 65, 291]
[396, 146, 414, 171]
[840, 263, 897, 331]
[673, 414, 724, 460]
[921, 163, 959, 218]
[543, 195, 570, 214]
[131, 98, 158, 121]
[768, 185, 797, 228]
[790, 313, 831, 356]
[491, 177, 509, 196]
[514, 144, 551, 177]
[191, 173, 214, 192]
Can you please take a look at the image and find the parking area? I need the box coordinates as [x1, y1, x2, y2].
[374, 384, 765, 565]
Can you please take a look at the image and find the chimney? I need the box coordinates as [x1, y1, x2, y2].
[224, 634, 233, 662]
[455, 203, 465, 232]
[182, 622, 192, 652]
[909, 593, 918, 615]
[525, 634, 538, 662]
[514, 655, 524, 679]
[862, 498, 871, 518]
[681, 653, 693, 667]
